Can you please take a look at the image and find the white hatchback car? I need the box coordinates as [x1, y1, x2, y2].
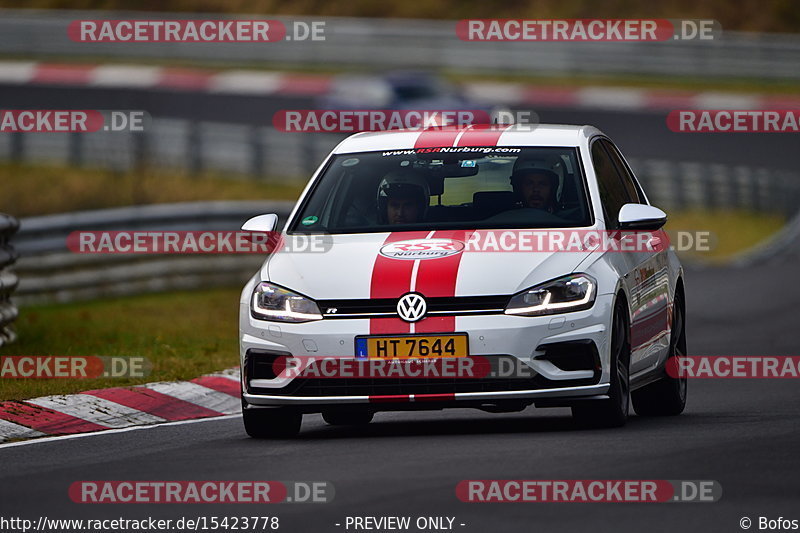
[239, 125, 687, 438]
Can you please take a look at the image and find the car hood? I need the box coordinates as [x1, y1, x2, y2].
[264, 232, 592, 300]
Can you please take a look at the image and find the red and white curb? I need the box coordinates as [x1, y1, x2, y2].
[0, 367, 241, 444]
[1, 60, 799, 111]
[0, 61, 331, 96]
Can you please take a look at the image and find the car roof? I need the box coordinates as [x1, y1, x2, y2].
[333, 124, 604, 154]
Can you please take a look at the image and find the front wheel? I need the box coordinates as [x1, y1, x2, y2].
[572, 300, 630, 428]
[243, 406, 302, 438]
[632, 292, 688, 416]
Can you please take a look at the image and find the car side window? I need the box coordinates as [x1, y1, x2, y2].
[591, 140, 631, 228]
[601, 139, 647, 204]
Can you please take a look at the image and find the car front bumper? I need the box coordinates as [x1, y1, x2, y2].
[240, 293, 615, 409]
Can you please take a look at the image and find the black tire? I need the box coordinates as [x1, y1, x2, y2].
[572, 299, 631, 428]
[632, 292, 688, 416]
[322, 409, 374, 426]
[242, 406, 302, 438]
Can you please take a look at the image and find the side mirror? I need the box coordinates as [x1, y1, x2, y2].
[617, 204, 667, 230]
[241, 214, 278, 233]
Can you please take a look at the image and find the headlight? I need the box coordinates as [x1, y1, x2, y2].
[505, 274, 596, 316]
[251, 282, 322, 323]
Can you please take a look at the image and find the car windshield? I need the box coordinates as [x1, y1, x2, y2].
[289, 146, 592, 234]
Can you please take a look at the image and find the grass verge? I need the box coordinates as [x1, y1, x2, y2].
[0, 163, 305, 218]
[0, 287, 241, 401]
[665, 208, 786, 263]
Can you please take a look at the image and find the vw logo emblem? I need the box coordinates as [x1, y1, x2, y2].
[397, 293, 427, 323]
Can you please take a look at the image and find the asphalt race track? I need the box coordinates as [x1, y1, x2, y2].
[1, 83, 799, 532]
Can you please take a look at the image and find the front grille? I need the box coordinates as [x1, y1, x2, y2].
[317, 295, 510, 318]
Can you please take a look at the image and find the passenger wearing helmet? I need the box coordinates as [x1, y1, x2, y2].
[377, 169, 431, 224]
[510, 168, 559, 213]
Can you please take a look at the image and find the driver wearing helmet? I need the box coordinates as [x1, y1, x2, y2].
[377, 169, 431, 224]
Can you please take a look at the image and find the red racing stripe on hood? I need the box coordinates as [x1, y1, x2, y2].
[414, 128, 461, 148]
[369, 232, 429, 334]
[413, 230, 475, 333]
[455, 124, 511, 147]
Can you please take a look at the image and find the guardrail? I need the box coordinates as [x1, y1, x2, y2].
[0, 213, 20, 346]
[628, 158, 800, 217]
[0, 120, 336, 185]
[13, 201, 294, 305]
[0, 10, 799, 80]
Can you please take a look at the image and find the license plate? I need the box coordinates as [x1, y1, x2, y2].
[355, 334, 469, 359]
